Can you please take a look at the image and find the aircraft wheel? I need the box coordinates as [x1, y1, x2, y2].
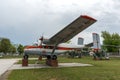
[51, 55, 57, 60]
[47, 55, 51, 60]
[23, 55, 29, 59]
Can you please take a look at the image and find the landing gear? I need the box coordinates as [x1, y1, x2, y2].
[51, 55, 57, 60]
[46, 55, 58, 67]
[23, 55, 29, 59]
[47, 55, 51, 60]
[46, 55, 57, 60]
[22, 55, 29, 66]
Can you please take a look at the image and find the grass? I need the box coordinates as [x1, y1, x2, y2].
[0, 55, 22, 59]
[0, 55, 39, 59]
[8, 56, 120, 80]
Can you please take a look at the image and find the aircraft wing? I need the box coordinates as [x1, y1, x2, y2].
[43, 15, 97, 45]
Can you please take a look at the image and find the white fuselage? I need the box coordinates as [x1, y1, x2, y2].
[24, 43, 84, 56]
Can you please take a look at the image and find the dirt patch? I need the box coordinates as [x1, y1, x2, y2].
[0, 70, 12, 80]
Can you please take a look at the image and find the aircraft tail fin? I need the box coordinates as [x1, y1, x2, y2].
[92, 33, 101, 50]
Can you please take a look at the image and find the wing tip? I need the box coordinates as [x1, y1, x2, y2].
[81, 15, 97, 21]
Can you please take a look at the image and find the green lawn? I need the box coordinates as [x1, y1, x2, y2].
[8, 57, 120, 80]
[0, 55, 39, 59]
[0, 55, 22, 59]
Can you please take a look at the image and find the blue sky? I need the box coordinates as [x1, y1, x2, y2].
[0, 0, 120, 45]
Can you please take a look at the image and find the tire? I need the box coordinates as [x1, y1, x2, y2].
[51, 55, 57, 60]
[23, 55, 29, 59]
[47, 55, 51, 60]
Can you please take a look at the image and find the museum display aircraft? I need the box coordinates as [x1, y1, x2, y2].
[24, 15, 97, 61]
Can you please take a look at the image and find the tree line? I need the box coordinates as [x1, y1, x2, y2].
[0, 38, 24, 55]
[101, 31, 120, 52]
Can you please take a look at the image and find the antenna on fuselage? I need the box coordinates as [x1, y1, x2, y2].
[39, 33, 44, 46]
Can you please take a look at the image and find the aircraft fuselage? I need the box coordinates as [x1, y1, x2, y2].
[24, 43, 84, 56]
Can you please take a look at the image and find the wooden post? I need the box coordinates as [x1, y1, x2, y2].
[46, 59, 58, 67]
[38, 56, 42, 61]
[22, 59, 28, 66]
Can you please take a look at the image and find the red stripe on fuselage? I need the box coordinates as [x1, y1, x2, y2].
[25, 45, 79, 50]
[25, 46, 42, 49]
[58, 47, 75, 50]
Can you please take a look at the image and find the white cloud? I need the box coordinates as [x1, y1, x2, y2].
[0, 0, 120, 45]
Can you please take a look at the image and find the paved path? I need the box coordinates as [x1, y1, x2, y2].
[9, 63, 92, 70]
[0, 59, 18, 76]
[0, 58, 92, 76]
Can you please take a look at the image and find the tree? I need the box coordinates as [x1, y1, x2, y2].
[0, 38, 11, 54]
[9, 45, 16, 54]
[101, 31, 120, 52]
[17, 44, 24, 55]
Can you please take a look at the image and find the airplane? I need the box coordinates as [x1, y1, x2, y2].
[23, 15, 97, 62]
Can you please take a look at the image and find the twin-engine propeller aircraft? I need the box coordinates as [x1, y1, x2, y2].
[23, 15, 97, 66]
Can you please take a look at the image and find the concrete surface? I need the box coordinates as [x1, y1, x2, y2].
[0, 59, 18, 76]
[9, 63, 92, 70]
[0, 58, 92, 76]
